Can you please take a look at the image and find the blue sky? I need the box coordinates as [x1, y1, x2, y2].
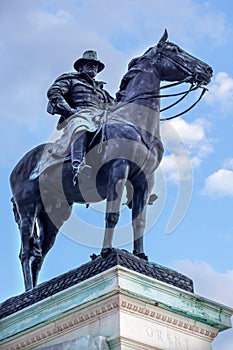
[1, 0, 233, 348]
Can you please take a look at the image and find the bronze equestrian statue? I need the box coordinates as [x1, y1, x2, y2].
[10, 30, 212, 291]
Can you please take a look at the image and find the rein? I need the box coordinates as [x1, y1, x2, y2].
[160, 86, 207, 120]
[111, 81, 207, 121]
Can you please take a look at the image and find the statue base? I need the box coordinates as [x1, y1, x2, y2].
[0, 250, 232, 349]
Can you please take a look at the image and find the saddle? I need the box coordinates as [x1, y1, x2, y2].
[29, 128, 103, 181]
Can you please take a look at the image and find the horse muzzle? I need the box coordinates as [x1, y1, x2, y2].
[193, 65, 213, 86]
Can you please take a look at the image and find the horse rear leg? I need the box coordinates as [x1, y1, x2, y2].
[101, 160, 129, 257]
[31, 205, 72, 287]
[31, 212, 58, 287]
[17, 203, 39, 291]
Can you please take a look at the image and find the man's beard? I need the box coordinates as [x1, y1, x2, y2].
[86, 70, 96, 78]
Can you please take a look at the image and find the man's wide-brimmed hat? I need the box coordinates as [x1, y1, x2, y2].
[73, 50, 105, 72]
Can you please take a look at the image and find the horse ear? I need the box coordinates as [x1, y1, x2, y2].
[157, 29, 168, 47]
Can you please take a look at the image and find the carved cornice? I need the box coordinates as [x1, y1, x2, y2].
[120, 300, 218, 339]
[4, 301, 119, 350]
[2, 295, 219, 350]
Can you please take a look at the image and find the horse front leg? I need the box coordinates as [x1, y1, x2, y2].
[101, 160, 129, 258]
[132, 206, 148, 260]
[131, 179, 152, 261]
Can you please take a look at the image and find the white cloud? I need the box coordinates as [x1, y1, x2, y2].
[223, 158, 233, 170]
[173, 259, 233, 306]
[202, 169, 233, 197]
[205, 72, 233, 110]
[28, 10, 71, 30]
[166, 118, 205, 147]
[160, 118, 213, 182]
[160, 154, 192, 183]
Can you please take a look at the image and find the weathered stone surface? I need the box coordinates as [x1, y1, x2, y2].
[40, 335, 110, 350]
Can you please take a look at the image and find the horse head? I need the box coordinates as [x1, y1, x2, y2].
[155, 29, 213, 86]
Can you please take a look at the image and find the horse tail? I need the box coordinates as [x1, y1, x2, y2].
[11, 197, 20, 229]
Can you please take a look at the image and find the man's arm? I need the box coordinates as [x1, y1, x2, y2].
[47, 77, 76, 118]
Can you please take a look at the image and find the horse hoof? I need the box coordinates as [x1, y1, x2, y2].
[101, 247, 113, 259]
[133, 251, 148, 261]
[90, 253, 98, 260]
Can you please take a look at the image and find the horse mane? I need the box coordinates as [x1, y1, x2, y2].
[116, 47, 156, 102]
[127, 47, 154, 70]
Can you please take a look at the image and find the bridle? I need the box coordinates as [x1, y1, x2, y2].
[113, 45, 209, 121]
[157, 48, 208, 120]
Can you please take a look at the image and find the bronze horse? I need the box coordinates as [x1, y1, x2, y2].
[10, 30, 212, 291]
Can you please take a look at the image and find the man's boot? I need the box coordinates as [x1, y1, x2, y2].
[71, 133, 91, 185]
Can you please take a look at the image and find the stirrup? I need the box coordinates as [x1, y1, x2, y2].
[72, 161, 81, 186]
[72, 163, 92, 186]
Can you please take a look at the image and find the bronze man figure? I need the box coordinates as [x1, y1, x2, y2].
[47, 50, 114, 184]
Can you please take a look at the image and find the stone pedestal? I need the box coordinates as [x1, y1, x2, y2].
[0, 251, 232, 350]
